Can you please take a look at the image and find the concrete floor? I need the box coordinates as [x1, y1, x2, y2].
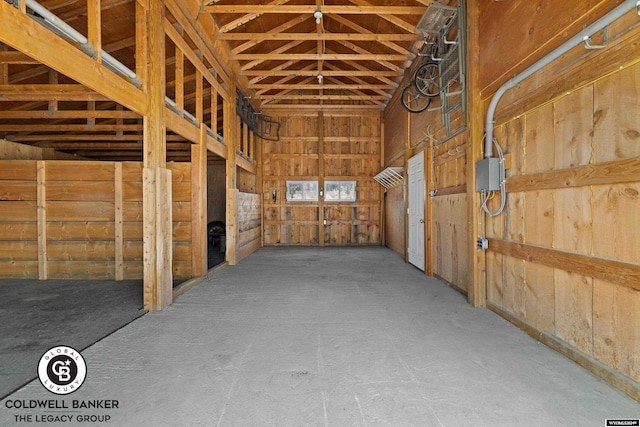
[1, 247, 638, 426]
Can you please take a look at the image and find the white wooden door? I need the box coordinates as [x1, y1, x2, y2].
[408, 151, 425, 271]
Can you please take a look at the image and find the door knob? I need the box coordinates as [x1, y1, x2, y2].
[420, 219, 425, 223]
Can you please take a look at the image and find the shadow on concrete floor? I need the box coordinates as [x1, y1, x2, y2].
[0, 279, 145, 400]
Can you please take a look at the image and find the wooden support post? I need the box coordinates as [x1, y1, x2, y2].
[195, 70, 203, 124]
[426, 144, 433, 275]
[48, 71, 58, 117]
[211, 87, 218, 134]
[1, 44, 8, 85]
[175, 36, 184, 112]
[114, 162, 124, 280]
[224, 87, 238, 264]
[226, 188, 238, 265]
[87, 0, 102, 62]
[318, 111, 325, 247]
[466, 0, 486, 307]
[36, 161, 47, 280]
[142, 0, 172, 311]
[191, 125, 208, 277]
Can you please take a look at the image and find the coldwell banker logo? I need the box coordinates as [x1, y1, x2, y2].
[37, 346, 87, 395]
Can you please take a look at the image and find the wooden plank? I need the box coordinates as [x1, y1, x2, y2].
[0, 181, 37, 201]
[593, 279, 640, 383]
[593, 62, 640, 163]
[0, 241, 38, 259]
[525, 103, 555, 174]
[0, 261, 39, 278]
[553, 187, 592, 254]
[115, 163, 124, 280]
[47, 241, 115, 260]
[0, 201, 36, 221]
[46, 161, 115, 181]
[507, 157, 640, 193]
[86, 0, 102, 62]
[0, 2, 145, 113]
[488, 239, 640, 291]
[226, 188, 238, 265]
[37, 161, 46, 280]
[47, 261, 115, 279]
[593, 182, 640, 265]
[0, 222, 37, 240]
[47, 201, 114, 222]
[46, 181, 115, 201]
[555, 269, 593, 355]
[191, 127, 207, 277]
[46, 222, 115, 240]
[554, 85, 593, 169]
[0, 160, 37, 180]
[488, 301, 640, 403]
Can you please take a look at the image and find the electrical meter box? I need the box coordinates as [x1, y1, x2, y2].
[475, 158, 501, 192]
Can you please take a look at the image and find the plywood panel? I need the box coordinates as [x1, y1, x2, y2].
[593, 279, 640, 382]
[524, 191, 553, 246]
[486, 251, 504, 307]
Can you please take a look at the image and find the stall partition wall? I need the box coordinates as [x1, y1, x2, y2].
[0, 160, 194, 280]
[261, 111, 382, 246]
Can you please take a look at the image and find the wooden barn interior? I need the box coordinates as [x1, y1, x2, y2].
[1, 0, 639, 415]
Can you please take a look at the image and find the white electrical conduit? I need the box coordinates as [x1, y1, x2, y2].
[484, 0, 639, 159]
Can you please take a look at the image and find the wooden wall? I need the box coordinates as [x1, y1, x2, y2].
[0, 160, 193, 280]
[262, 111, 382, 246]
[380, 0, 639, 398]
[479, 1, 640, 396]
[485, 61, 640, 387]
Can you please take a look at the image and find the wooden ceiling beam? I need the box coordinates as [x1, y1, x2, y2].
[8, 134, 188, 142]
[233, 53, 408, 61]
[329, 14, 416, 56]
[229, 15, 308, 55]
[0, 124, 143, 132]
[243, 69, 397, 77]
[217, 0, 293, 33]
[222, 33, 420, 42]
[205, 5, 425, 15]
[251, 83, 389, 90]
[0, 84, 111, 101]
[0, 51, 40, 64]
[0, 110, 139, 119]
[348, 0, 419, 34]
[239, 40, 305, 71]
[259, 94, 387, 101]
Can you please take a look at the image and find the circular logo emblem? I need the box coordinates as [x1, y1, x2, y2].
[37, 346, 87, 395]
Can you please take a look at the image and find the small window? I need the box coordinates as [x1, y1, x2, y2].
[324, 181, 356, 202]
[286, 180, 318, 202]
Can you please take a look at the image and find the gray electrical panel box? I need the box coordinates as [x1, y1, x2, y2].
[475, 158, 501, 191]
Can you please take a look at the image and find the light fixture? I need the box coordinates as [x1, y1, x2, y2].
[317, 73, 323, 84]
[314, 9, 323, 24]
